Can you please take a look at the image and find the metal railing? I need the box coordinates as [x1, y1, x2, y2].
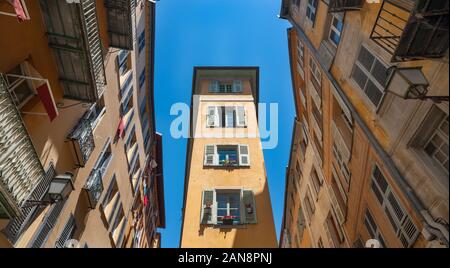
[67, 117, 95, 167]
[370, 0, 449, 62]
[0, 75, 45, 218]
[83, 169, 104, 209]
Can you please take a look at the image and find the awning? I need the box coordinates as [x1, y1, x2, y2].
[6, 0, 29, 22]
[21, 61, 59, 121]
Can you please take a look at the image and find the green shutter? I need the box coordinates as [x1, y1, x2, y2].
[242, 190, 257, 224]
[201, 190, 214, 224]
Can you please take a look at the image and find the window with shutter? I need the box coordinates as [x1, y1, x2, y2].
[306, 0, 319, 24]
[206, 106, 216, 127]
[201, 190, 215, 224]
[242, 190, 257, 224]
[233, 80, 243, 93]
[225, 107, 235, 128]
[351, 45, 389, 108]
[4, 163, 56, 243]
[29, 199, 66, 248]
[364, 209, 386, 248]
[370, 164, 419, 247]
[239, 145, 250, 166]
[204, 145, 216, 166]
[208, 80, 219, 93]
[55, 214, 76, 248]
[236, 106, 247, 127]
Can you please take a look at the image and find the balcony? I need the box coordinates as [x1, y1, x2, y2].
[328, 0, 364, 12]
[370, 0, 449, 62]
[39, 0, 106, 102]
[0, 76, 46, 219]
[83, 169, 104, 209]
[67, 117, 95, 168]
[104, 0, 133, 50]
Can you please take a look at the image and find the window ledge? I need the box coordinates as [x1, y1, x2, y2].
[203, 165, 250, 169]
[212, 224, 247, 229]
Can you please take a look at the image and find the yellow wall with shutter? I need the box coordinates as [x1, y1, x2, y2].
[180, 83, 277, 248]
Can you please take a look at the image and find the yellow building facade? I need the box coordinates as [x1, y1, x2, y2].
[280, 0, 448, 248]
[180, 67, 277, 248]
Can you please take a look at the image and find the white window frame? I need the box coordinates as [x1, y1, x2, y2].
[203, 144, 250, 167]
[423, 113, 449, 175]
[306, 0, 318, 24]
[351, 45, 389, 109]
[328, 13, 343, 47]
[370, 164, 419, 247]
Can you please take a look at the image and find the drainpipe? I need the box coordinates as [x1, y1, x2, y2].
[283, 14, 449, 247]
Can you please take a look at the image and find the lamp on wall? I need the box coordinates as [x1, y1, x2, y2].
[385, 66, 449, 103]
[23, 172, 74, 208]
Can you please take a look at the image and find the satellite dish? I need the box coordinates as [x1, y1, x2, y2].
[365, 239, 381, 248]
[64, 239, 80, 248]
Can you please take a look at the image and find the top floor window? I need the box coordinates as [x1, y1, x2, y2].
[351, 45, 389, 108]
[209, 80, 243, 93]
[328, 13, 343, 46]
[306, 0, 319, 25]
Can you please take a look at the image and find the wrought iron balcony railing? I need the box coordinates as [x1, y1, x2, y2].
[370, 0, 449, 62]
[104, 0, 133, 50]
[39, 0, 106, 102]
[0, 76, 46, 219]
[83, 169, 104, 209]
[67, 117, 95, 168]
[328, 0, 364, 12]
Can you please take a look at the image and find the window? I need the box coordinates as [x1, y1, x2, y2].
[332, 142, 351, 183]
[317, 237, 324, 248]
[218, 146, 239, 166]
[55, 214, 76, 248]
[138, 30, 145, 54]
[139, 68, 146, 89]
[118, 50, 130, 76]
[351, 45, 389, 108]
[303, 188, 315, 222]
[364, 209, 386, 248]
[309, 57, 322, 94]
[423, 110, 449, 175]
[310, 167, 323, 198]
[208, 80, 243, 93]
[325, 211, 344, 247]
[200, 189, 257, 226]
[101, 175, 121, 225]
[328, 14, 343, 46]
[370, 164, 419, 247]
[297, 40, 305, 79]
[85, 96, 106, 129]
[206, 106, 247, 128]
[216, 192, 241, 225]
[95, 138, 113, 178]
[306, 0, 319, 24]
[204, 144, 250, 167]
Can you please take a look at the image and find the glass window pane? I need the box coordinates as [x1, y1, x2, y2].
[365, 80, 383, 106]
[352, 65, 368, 90]
[358, 46, 374, 71]
[372, 60, 388, 86]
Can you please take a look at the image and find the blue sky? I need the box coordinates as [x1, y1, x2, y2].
[154, 0, 294, 248]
